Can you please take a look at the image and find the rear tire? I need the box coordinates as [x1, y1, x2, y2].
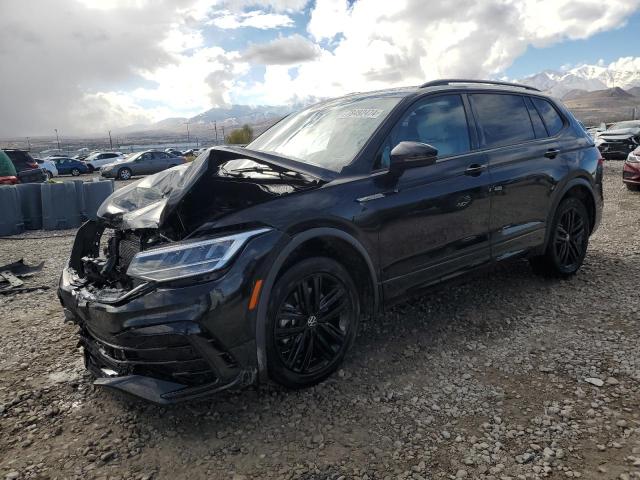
[87, 165, 95, 173]
[117, 168, 132, 180]
[71, 168, 80, 176]
[45, 170, 53, 180]
[266, 257, 360, 389]
[530, 197, 590, 278]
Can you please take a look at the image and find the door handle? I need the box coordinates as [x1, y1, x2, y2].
[544, 148, 560, 159]
[464, 163, 487, 176]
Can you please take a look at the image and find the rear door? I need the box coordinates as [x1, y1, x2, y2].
[369, 93, 492, 301]
[468, 92, 568, 260]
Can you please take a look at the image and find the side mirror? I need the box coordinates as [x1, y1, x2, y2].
[389, 141, 438, 173]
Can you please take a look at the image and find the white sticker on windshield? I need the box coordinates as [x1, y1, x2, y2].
[338, 108, 384, 119]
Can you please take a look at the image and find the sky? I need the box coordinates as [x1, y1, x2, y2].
[0, 0, 639, 137]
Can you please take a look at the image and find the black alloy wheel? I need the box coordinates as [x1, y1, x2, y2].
[267, 257, 359, 388]
[530, 197, 589, 277]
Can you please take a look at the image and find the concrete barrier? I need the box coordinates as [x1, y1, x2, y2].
[41, 182, 82, 230]
[83, 180, 114, 220]
[16, 183, 43, 230]
[0, 186, 25, 236]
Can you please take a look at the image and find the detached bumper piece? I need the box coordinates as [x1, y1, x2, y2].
[76, 319, 253, 404]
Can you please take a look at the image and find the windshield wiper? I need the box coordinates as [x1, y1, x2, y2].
[221, 165, 311, 181]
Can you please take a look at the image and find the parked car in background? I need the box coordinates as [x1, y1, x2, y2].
[36, 158, 58, 179]
[84, 151, 124, 172]
[596, 120, 640, 160]
[100, 150, 185, 180]
[4, 149, 47, 183]
[623, 146, 640, 191]
[0, 149, 18, 184]
[60, 79, 603, 403]
[165, 148, 184, 156]
[52, 157, 90, 176]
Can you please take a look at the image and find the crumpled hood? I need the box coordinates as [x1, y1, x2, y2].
[96, 146, 328, 232]
[97, 163, 190, 230]
[599, 127, 640, 140]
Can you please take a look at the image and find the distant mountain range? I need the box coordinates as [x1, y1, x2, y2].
[560, 87, 640, 125]
[115, 104, 295, 137]
[518, 63, 640, 98]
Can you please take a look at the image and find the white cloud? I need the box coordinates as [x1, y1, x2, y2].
[1, 0, 639, 137]
[242, 34, 321, 64]
[209, 9, 294, 29]
[244, 0, 640, 105]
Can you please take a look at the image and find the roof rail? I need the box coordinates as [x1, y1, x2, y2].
[420, 78, 540, 92]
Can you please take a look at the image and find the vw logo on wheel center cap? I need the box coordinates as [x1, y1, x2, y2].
[307, 315, 318, 327]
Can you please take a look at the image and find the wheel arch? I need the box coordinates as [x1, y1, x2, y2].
[544, 176, 597, 250]
[254, 228, 379, 381]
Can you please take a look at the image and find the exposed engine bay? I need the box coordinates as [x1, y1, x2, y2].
[70, 147, 322, 293]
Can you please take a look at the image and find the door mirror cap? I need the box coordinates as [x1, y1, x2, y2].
[389, 141, 438, 173]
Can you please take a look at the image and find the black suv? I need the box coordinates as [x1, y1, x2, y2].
[4, 149, 47, 183]
[58, 79, 603, 404]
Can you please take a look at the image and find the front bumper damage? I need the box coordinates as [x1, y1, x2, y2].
[58, 221, 284, 404]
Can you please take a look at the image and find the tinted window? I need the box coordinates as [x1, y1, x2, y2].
[531, 98, 564, 136]
[524, 97, 548, 138]
[470, 94, 535, 148]
[375, 94, 470, 169]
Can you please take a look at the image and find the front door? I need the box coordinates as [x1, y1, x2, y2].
[366, 94, 492, 302]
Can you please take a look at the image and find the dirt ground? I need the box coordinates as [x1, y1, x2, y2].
[1, 162, 639, 480]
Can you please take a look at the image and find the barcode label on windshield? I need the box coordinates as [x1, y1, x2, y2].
[339, 109, 383, 119]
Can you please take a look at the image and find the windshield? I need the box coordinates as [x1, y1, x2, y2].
[609, 121, 640, 130]
[247, 95, 402, 172]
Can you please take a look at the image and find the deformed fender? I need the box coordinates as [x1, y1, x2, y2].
[543, 176, 600, 251]
[254, 227, 379, 381]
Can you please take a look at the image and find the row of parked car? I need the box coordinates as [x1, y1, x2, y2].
[0, 147, 197, 185]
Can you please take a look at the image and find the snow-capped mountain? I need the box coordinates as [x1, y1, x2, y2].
[519, 62, 640, 98]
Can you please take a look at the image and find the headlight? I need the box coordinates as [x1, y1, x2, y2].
[126, 228, 270, 282]
[627, 153, 640, 163]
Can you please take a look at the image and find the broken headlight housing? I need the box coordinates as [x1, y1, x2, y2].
[127, 228, 270, 282]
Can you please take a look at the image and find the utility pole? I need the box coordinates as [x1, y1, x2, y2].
[54, 129, 60, 150]
[108, 130, 113, 150]
[214, 121, 218, 145]
[185, 121, 190, 144]
[26, 137, 31, 151]
[221, 126, 225, 143]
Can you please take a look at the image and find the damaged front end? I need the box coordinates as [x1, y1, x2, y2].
[58, 147, 321, 403]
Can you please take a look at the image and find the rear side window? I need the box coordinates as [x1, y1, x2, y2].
[524, 97, 547, 138]
[470, 94, 535, 148]
[531, 98, 564, 136]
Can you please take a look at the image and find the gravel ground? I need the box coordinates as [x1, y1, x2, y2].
[1, 162, 639, 480]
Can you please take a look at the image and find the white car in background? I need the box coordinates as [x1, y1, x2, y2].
[36, 159, 58, 179]
[84, 151, 124, 172]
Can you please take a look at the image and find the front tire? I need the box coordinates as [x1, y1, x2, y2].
[45, 170, 53, 180]
[266, 257, 360, 389]
[71, 168, 80, 176]
[117, 167, 132, 180]
[530, 197, 590, 278]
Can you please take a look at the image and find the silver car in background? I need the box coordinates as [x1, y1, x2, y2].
[100, 150, 186, 180]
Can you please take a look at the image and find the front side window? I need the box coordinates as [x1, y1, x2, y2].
[531, 97, 564, 136]
[248, 96, 402, 172]
[470, 94, 535, 148]
[374, 94, 471, 169]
